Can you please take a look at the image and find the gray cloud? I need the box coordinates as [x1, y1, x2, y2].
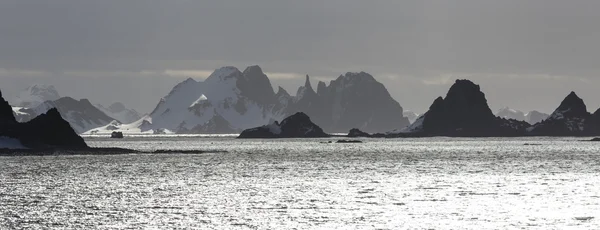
[1, 0, 600, 114]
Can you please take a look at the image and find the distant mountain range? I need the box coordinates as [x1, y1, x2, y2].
[495, 107, 549, 125]
[87, 65, 410, 134]
[11, 85, 140, 134]
[13, 84, 60, 108]
[8, 67, 600, 137]
[95, 102, 141, 124]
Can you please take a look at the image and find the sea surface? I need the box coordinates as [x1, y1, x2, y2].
[1, 136, 600, 229]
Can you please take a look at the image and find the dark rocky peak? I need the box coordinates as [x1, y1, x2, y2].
[242, 65, 264, 77]
[444, 79, 495, 119]
[238, 65, 275, 105]
[19, 108, 88, 148]
[317, 81, 327, 95]
[550, 91, 588, 119]
[0, 90, 16, 123]
[418, 80, 501, 136]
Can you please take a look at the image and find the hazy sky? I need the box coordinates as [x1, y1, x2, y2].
[1, 0, 600, 114]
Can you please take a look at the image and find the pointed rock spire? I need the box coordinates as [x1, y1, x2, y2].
[304, 75, 315, 93]
[317, 81, 327, 95]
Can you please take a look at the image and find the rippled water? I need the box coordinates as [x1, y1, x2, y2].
[1, 137, 600, 229]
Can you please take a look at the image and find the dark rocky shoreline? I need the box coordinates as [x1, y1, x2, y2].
[0, 147, 225, 156]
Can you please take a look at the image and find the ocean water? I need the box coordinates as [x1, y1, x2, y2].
[1, 136, 599, 229]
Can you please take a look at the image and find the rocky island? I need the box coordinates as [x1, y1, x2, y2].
[238, 112, 329, 138]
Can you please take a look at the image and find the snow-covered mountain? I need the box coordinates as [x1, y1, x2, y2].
[96, 102, 141, 124]
[90, 65, 410, 134]
[496, 107, 525, 121]
[140, 66, 286, 134]
[30, 97, 116, 133]
[13, 84, 61, 108]
[525, 111, 549, 125]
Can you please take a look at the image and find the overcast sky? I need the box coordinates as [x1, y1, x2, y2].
[1, 0, 600, 114]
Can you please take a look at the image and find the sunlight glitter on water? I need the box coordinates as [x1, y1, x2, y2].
[1, 137, 599, 229]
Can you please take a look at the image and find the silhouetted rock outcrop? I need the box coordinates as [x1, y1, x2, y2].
[1, 89, 88, 149]
[404, 80, 528, 136]
[348, 128, 371, 137]
[238, 112, 328, 138]
[527, 92, 591, 136]
[0, 91, 16, 125]
[110, 131, 124, 138]
[351, 80, 529, 137]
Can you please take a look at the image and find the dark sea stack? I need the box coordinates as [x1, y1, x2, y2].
[348, 128, 371, 137]
[110, 131, 124, 138]
[238, 112, 328, 138]
[420, 80, 497, 136]
[404, 79, 529, 137]
[19, 108, 88, 148]
[528, 92, 591, 136]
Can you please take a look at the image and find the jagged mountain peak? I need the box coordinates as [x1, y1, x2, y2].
[342, 71, 376, 81]
[304, 75, 315, 92]
[553, 91, 587, 117]
[276, 86, 290, 97]
[237, 65, 275, 105]
[242, 65, 264, 75]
